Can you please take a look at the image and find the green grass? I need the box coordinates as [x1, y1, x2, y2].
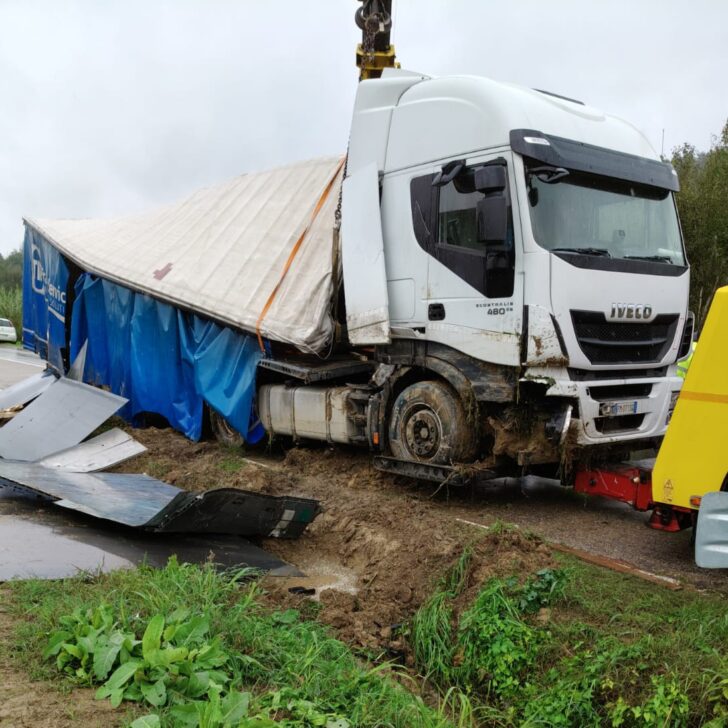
[409, 545, 728, 727]
[1, 559, 473, 728]
[0, 285, 22, 335]
[3, 531, 728, 727]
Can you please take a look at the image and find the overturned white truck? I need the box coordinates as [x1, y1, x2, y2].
[24, 70, 692, 482]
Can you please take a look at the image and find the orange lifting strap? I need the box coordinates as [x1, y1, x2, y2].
[255, 157, 347, 352]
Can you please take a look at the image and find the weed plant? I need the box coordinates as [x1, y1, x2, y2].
[4, 558, 473, 728]
[410, 547, 728, 727]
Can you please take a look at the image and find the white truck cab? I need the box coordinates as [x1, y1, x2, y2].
[325, 69, 690, 473]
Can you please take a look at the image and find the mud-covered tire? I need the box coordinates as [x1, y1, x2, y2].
[209, 410, 245, 448]
[388, 380, 476, 464]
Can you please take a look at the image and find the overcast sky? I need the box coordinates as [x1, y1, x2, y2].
[1, 0, 726, 255]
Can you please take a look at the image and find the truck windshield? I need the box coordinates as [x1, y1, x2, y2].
[526, 166, 685, 265]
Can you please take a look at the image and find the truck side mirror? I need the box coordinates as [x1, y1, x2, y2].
[477, 195, 508, 243]
[432, 160, 465, 187]
[474, 165, 506, 192]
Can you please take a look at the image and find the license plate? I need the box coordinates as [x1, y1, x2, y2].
[599, 400, 639, 417]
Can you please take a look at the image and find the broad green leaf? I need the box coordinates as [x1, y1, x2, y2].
[186, 670, 210, 698]
[93, 643, 122, 680]
[140, 679, 167, 708]
[142, 615, 165, 661]
[174, 615, 209, 644]
[156, 646, 188, 666]
[124, 683, 143, 702]
[62, 643, 82, 659]
[220, 690, 251, 722]
[168, 607, 190, 625]
[44, 631, 72, 659]
[96, 685, 112, 700]
[168, 703, 199, 728]
[104, 660, 141, 690]
[109, 687, 125, 708]
[130, 716, 161, 728]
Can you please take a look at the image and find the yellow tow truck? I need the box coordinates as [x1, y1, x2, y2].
[574, 287, 728, 568]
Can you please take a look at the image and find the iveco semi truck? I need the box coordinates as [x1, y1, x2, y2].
[252, 68, 691, 481]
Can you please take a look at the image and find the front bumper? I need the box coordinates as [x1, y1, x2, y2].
[526, 367, 682, 445]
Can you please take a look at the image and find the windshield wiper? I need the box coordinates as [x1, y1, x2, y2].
[623, 255, 673, 264]
[551, 247, 611, 257]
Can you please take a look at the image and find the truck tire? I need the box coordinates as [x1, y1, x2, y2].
[209, 410, 245, 448]
[388, 380, 476, 464]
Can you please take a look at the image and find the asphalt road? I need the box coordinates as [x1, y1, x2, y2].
[0, 345, 44, 389]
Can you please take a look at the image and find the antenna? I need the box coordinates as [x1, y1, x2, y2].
[661, 128, 665, 159]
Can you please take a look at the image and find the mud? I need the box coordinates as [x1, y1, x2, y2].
[111, 427, 728, 651]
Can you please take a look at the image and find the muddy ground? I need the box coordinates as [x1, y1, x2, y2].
[118, 426, 727, 651]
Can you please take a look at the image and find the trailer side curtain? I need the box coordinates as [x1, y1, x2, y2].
[21, 226, 70, 371]
[69, 274, 263, 443]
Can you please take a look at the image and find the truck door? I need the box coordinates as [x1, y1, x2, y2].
[411, 153, 523, 366]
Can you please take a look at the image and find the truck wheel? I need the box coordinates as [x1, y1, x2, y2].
[209, 411, 245, 448]
[388, 380, 475, 464]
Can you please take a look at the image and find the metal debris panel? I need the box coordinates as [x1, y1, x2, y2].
[37, 428, 147, 472]
[0, 370, 56, 411]
[0, 461, 180, 526]
[0, 378, 127, 461]
[0, 460, 320, 538]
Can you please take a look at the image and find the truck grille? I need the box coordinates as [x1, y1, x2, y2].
[571, 311, 679, 365]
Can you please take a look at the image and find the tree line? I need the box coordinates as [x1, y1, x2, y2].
[672, 120, 728, 327]
[0, 120, 727, 328]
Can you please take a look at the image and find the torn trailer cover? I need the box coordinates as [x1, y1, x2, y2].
[24, 156, 345, 355]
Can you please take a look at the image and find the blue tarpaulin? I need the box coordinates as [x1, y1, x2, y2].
[22, 226, 70, 371]
[69, 274, 263, 443]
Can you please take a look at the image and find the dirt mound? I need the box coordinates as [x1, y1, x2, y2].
[114, 431, 557, 651]
[116, 425, 297, 496]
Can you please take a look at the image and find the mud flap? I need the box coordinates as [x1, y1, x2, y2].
[695, 491, 728, 568]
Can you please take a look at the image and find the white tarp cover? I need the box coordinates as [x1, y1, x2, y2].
[26, 156, 344, 353]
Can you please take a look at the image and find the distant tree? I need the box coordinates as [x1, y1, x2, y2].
[672, 120, 728, 327]
[0, 248, 23, 290]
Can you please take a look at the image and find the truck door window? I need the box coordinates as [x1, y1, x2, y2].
[409, 164, 515, 298]
[438, 186, 482, 250]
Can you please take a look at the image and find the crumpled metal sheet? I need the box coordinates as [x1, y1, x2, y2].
[0, 460, 320, 538]
[0, 370, 56, 411]
[37, 428, 147, 472]
[0, 378, 127, 461]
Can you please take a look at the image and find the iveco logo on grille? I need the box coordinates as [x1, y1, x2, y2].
[609, 304, 653, 320]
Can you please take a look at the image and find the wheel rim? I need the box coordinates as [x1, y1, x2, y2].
[403, 405, 442, 460]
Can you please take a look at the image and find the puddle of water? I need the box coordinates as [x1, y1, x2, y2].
[275, 557, 359, 600]
[0, 494, 299, 581]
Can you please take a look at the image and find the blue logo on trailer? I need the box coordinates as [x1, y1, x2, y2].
[22, 226, 69, 370]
